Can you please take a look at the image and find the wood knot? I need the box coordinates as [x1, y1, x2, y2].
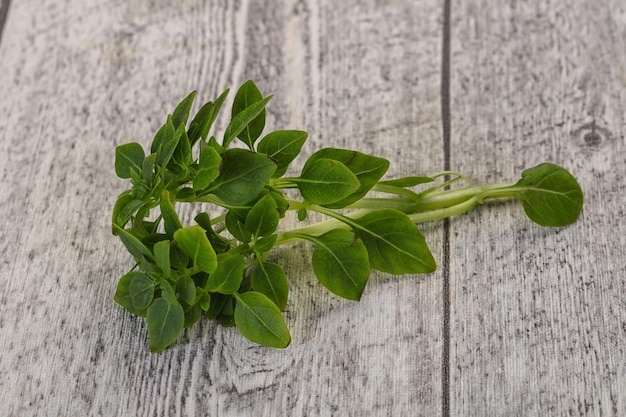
[571, 121, 611, 152]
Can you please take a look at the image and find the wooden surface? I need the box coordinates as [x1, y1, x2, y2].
[0, 0, 623, 416]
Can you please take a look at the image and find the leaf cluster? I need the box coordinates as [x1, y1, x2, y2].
[112, 81, 584, 352]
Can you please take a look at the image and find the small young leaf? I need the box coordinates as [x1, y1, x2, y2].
[246, 194, 280, 237]
[250, 261, 289, 310]
[515, 163, 584, 227]
[257, 130, 308, 177]
[188, 88, 230, 147]
[113, 224, 154, 261]
[160, 191, 183, 238]
[378, 176, 434, 187]
[181, 300, 202, 328]
[206, 293, 229, 320]
[234, 292, 291, 348]
[156, 121, 183, 168]
[173, 226, 218, 274]
[151, 116, 176, 154]
[297, 207, 308, 221]
[153, 240, 171, 278]
[177, 275, 197, 305]
[223, 96, 273, 148]
[297, 158, 360, 205]
[170, 129, 193, 170]
[225, 211, 252, 243]
[193, 146, 222, 191]
[303, 148, 389, 208]
[142, 153, 157, 182]
[112, 191, 147, 229]
[146, 298, 185, 353]
[199, 293, 211, 311]
[114, 271, 155, 317]
[350, 209, 436, 275]
[232, 80, 266, 148]
[171, 91, 196, 129]
[195, 212, 231, 253]
[115, 143, 145, 179]
[209, 148, 277, 205]
[307, 229, 370, 301]
[254, 234, 277, 254]
[207, 252, 244, 294]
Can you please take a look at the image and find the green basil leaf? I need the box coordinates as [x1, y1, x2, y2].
[170, 128, 192, 170]
[113, 224, 154, 261]
[171, 91, 196, 129]
[246, 194, 279, 237]
[257, 130, 308, 177]
[177, 275, 196, 305]
[297, 158, 360, 205]
[151, 116, 175, 154]
[234, 292, 291, 348]
[114, 271, 155, 317]
[199, 293, 211, 312]
[195, 212, 231, 253]
[206, 293, 228, 320]
[156, 121, 183, 168]
[225, 210, 252, 243]
[181, 299, 202, 328]
[231, 80, 266, 148]
[210, 148, 277, 205]
[253, 234, 277, 254]
[515, 163, 584, 227]
[308, 229, 370, 301]
[146, 298, 185, 353]
[188, 88, 229, 147]
[193, 145, 222, 191]
[250, 261, 289, 310]
[173, 226, 218, 274]
[115, 142, 145, 179]
[351, 209, 436, 274]
[303, 148, 389, 208]
[160, 191, 182, 238]
[153, 240, 171, 278]
[207, 252, 244, 294]
[112, 191, 147, 229]
[142, 153, 157, 182]
[223, 95, 273, 148]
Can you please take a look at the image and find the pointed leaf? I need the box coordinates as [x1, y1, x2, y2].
[209, 148, 277, 205]
[177, 275, 196, 305]
[350, 209, 436, 274]
[173, 226, 217, 273]
[188, 88, 229, 146]
[223, 96, 273, 148]
[193, 146, 222, 191]
[308, 229, 370, 301]
[153, 240, 171, 278]
[257, 130, 308, 177]
[114, 271, 155, 317]
[207, 252, 244, 294]
[147, 298, 185, 353]
[297, 158, 360, 205]
[246, 194, 279, 237]
[234, 292, 291, 348]
[250, 261, 289, 310]
[303, 148, 389, 208]
[171, 91, 196, 129]
[231, 80, 266, 148]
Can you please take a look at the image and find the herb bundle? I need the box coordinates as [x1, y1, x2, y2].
[112, 80, 583, 352]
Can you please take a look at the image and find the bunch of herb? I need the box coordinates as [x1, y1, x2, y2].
[112, 80, 584, 352]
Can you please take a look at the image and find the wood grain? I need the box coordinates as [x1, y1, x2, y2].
[449, 0, 626, 415]
[0, 0, 445, 416]
[1, 0, 624, 416]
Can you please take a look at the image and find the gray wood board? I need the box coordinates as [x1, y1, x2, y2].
[0, 0, 623, 416]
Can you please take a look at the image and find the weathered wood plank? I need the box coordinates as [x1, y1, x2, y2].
[449, 0, 626, 415]
[0, 1, 446, 416]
